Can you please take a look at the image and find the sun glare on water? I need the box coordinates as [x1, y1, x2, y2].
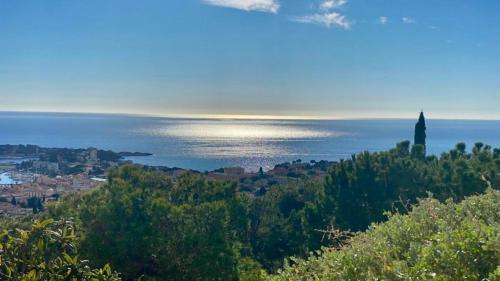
[162, 123, 337, 140]
[136, 120, 347, 160]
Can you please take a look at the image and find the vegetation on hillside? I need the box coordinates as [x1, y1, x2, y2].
[321, 141, 499, 231]
[271, 190, 500, 281]
[0, 142, 498, 280]
[47, 167, 253, 280]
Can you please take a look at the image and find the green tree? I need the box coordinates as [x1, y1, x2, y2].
[49, 165, 250, 281]
[322, 141, 498, 231]
[414, 111, 427, 147]
[249, 180, 324, 270]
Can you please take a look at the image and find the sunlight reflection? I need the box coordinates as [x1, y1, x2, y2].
[152, 122, 341, 140]
[137, 120, 348, 158]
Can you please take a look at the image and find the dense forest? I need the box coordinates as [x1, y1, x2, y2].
[1, 142, 499, 280]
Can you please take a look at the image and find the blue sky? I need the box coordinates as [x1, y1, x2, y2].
[1, 0, 499, 119]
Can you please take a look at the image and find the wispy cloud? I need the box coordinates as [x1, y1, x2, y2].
[320, 0, 347, 11]
[402, 17, 416, 24]
[379, 16, 388, 24]
[294, 0, 351, 29]
[203, 0, 280, 13]
[294, 12, 351, 29]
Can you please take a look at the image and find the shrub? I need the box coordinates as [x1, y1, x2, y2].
[0, 219, 120, 280]
[271, 190, 500, 281]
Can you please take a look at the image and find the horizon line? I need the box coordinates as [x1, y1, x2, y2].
[1, 110, 499, 121]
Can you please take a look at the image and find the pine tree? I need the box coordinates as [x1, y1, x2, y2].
[414, 111, 426, 146]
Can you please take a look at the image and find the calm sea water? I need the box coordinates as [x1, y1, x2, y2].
[0, 112, 499, 172]
[0, 173, 18, 185]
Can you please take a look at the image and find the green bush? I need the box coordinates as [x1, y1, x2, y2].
[271, 190, 500, 281]
[0, 219, 120, 280]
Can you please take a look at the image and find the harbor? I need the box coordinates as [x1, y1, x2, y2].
[0, 171, 30, 187]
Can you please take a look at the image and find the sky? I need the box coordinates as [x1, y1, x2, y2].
[0, 0, 499, 119]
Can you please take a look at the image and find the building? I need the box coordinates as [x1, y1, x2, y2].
[32, 161, 60, 174]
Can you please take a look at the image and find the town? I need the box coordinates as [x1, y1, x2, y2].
[0, 144, 336, 215]
[0, 144, 150, 215]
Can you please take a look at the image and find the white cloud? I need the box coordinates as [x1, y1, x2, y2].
[203, 0, 279, 13]
[294, 0, 350, 29]
[320, 0, 347, 11]
[294, 12, 351, 29]
[379, 16, 388, 24]
[402, 17, 416, 24]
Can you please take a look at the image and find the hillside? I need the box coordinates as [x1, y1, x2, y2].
[271, 190, 500, 280]
[0, 142, 498, 280]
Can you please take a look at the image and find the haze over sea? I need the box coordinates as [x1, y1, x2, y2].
[1, 112, 499, 172]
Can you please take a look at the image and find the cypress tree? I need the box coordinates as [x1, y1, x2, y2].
[414, 111, 426, 147]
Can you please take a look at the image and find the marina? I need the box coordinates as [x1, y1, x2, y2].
[0, 172, 19, 187]
[0, 171, 31, 187]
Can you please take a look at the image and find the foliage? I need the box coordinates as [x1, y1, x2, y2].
[0, 215, 34, 232]
[249, 180, 325, 271]
[0, 219, 120, 280]
[251, 142, 498, 269]
[322, 141, 499, 231]
[414, 111, 427, 146]
[48, 165, 254, 281]
[26, 195, 45, 214]
[43, 142, 498, 279]
[271, 190, 500, 281]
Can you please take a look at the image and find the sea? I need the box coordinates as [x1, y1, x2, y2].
[0, 173, 19, 185]
[0, 112, 499, 172]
